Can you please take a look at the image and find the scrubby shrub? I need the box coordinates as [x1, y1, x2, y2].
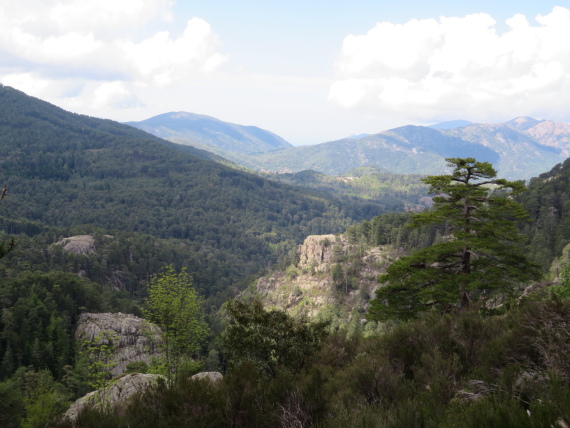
[51, 298, 570, 427]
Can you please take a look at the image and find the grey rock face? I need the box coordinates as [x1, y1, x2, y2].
[64, 373, 166, 421]
[75, 312, 162, 376]
[55, 235, 96, 255]
[297, 234, 340, 272]
[191, 371, 223, 383]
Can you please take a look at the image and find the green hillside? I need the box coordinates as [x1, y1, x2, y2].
[341, 157, 570, 274]
[518, 158, 570, 270]
[4, 84, 570, 427]
[0, 84, 386, 297]
[263, 167, 431, 212]
[0, 84, 398, 400]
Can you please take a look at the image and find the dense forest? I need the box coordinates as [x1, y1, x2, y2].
[263, 167, 431, 212]
[343, 157, 570, 276]
[2, 84, 570, 427]
[0, 84, 393, 297]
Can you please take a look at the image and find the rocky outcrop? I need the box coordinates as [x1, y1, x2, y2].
[191, 371, 223, 383]
[75, 313, 162, 377]
[257, 235, 397, 325]
[55, 235, 96, 255]
[63, 371, 224, 421]
[64, 373, 165, 421]
[297, 234, 339, 271]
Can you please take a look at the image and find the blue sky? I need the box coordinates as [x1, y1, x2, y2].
[1, 1, 570, 145]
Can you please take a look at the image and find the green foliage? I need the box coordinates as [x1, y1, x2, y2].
[223, 299, 329, 377]
[332, 263, 344, 289]
[561, 259, 570, 287]
[440, 395, 560, 428]
[0, 237, 15, 259]
[52, 299, 570, 427]
[0, 270, 127, 380]
[551, 260, 570, 299]
[517, 158, 570, 271]
[346, 210, 437, 250]
[368, 158, 542, 321]
[0, 377, 25, 428]
[264, 168, 430, 213]
[0, 367, 70, 428]
[0, 186, 15, 260]
[82, 331, 118, 410]
[143, 266, 208, 382]
[125, 361, 149, 374]
[19, 369, 69, 428]
[0, 85, 389, 303]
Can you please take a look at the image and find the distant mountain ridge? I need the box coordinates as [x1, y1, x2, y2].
[126, 110, 570, 180]
[125, 112, 292, 158]
[429, 120, 473, 130]
[245, 117, 570, 180]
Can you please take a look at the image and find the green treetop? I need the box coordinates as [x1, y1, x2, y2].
[368, 158, 542, 321]
[143, 266, 208, 382]
[222, 299, 329, 378]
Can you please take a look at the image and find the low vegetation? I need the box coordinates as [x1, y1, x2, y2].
[54, 297, 570, 427]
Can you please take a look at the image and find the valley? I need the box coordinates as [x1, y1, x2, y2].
[2, 84, 570, 426]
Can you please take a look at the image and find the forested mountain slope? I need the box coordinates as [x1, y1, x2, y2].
[0, 84, 393, 389]
[518, 157, 570, 270]
[262, 167, 431, 212]
[0, 84, 385, 297]
[327, 156, 570, 278]
[253, 157, 570, 335]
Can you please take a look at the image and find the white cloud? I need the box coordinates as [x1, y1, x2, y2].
[0, 0, 226, 110]
[0, 0, 173, 39]
[49, 0, 174, 36]
[92, 81, 142, 109]
[329, 6, 570, 123]
[0, 72, 141, 111]
[0, 73, 59, 97]
[122, 18, 228, 86]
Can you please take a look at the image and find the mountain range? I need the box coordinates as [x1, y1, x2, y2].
[126, 111, 292, 159]
[128, 113, 570, 180]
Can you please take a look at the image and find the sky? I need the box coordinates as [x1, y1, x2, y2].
[1, 1, 570, 146]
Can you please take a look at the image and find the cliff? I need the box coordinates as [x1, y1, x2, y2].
[257, 234, 399, 333]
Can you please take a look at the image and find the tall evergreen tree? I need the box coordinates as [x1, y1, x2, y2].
[368, 158, 542, 321]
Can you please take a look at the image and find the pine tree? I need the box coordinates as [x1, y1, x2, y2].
[368, 158, 542, 321]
